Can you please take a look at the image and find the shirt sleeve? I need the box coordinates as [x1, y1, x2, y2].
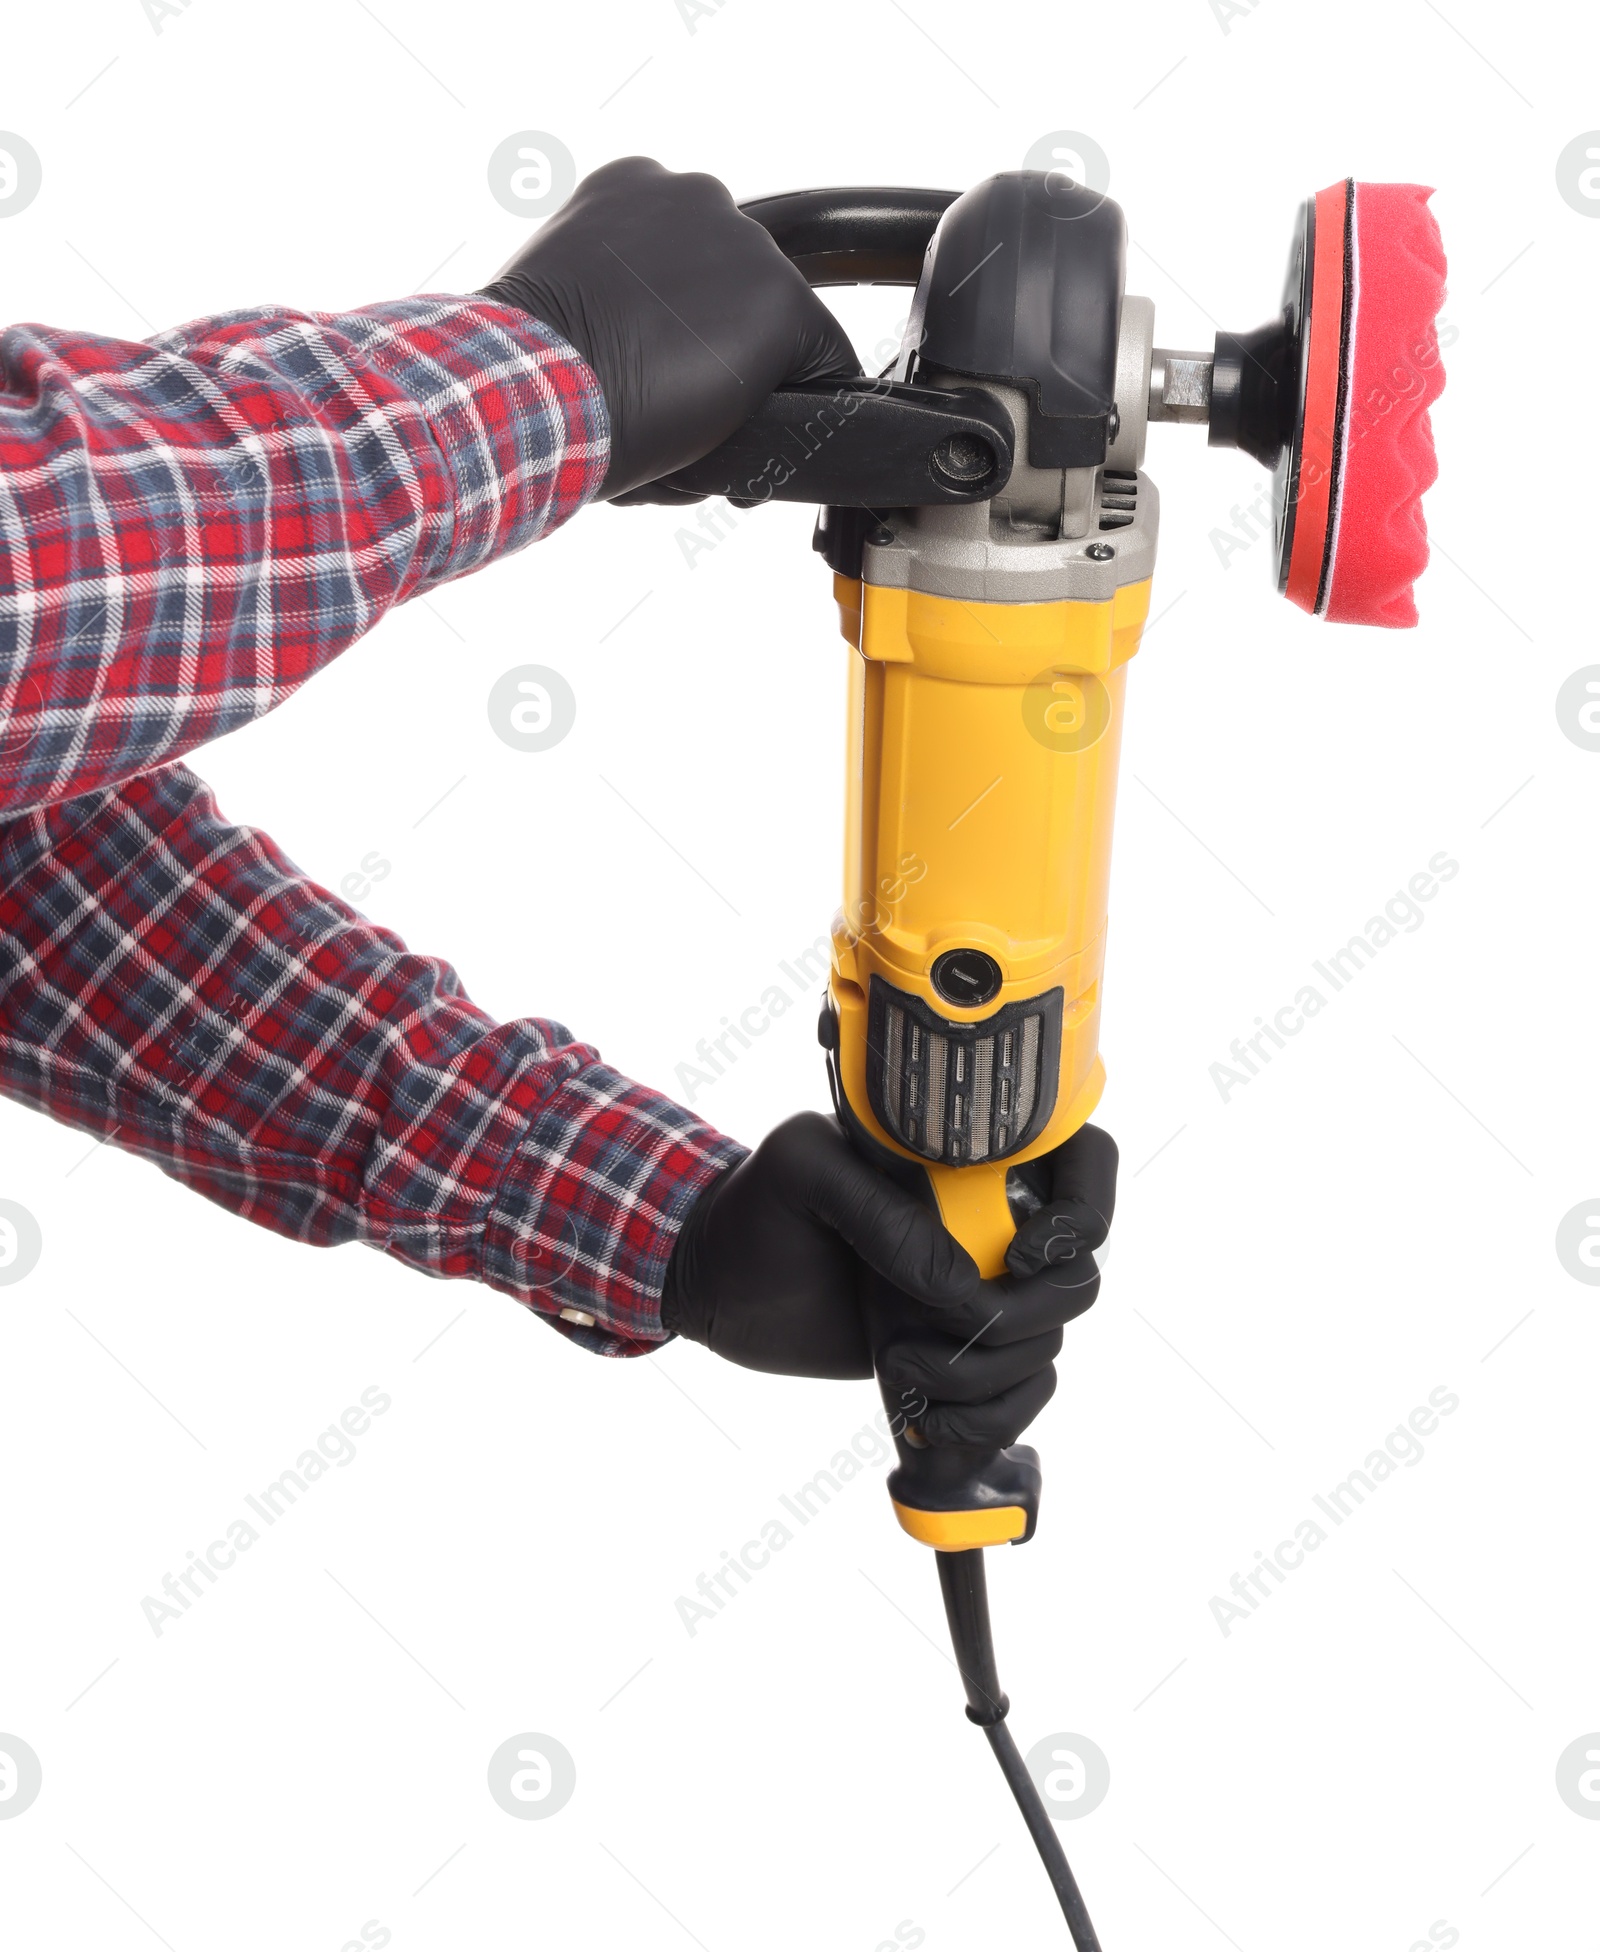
[0, 295, 607, 817]
[0, 764, 745, 1354]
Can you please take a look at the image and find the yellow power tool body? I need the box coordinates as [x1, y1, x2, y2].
[803, 175, 1154, 1562]
[829, 566, 1147, 1550]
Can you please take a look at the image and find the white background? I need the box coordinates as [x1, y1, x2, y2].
[1, 2, 1595, 1947]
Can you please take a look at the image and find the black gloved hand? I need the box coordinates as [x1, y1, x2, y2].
[875, 1119, 1118, 1449]
[481, 156, 860, 500]
[661, 1111, 1117, 1449]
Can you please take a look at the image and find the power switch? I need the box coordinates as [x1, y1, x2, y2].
[930, 949, 1003, 1008]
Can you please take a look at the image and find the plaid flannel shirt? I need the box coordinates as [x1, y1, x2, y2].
[0, 296, 744, 1355]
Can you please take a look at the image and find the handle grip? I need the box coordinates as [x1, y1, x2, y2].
[866, 1162, 1042, 1552]
[655, 185, 1015, 509]
[737, 186, 959, 286]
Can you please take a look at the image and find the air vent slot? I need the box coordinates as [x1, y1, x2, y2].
[1098, 468, 1138, 531]
[867, 978, 1064, 1165]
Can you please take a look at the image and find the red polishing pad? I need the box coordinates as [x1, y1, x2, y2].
[1286, 181, 1447, 628]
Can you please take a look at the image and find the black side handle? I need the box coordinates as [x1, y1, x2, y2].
[736, 186, 959, 286]
[654, 184, 1013, 509]
[661, 376, 1013, 509]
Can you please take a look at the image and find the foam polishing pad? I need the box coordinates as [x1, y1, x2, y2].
[1283, 180, 1447, 628]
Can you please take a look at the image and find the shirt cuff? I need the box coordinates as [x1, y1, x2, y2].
[362, 296, 611, 583]
[482, 1060, 748, 1357]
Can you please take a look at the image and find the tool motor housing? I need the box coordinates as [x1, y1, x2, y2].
[828, 571, 1147, 1278]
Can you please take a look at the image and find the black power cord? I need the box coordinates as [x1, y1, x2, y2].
[935, 1550, 1103, 1951]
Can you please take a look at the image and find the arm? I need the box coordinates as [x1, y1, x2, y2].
[0, 161, 863, 1352]
[0, 288, 726, 1348]
[0, 294, 605, 814]
[0, 763, 741, 1353]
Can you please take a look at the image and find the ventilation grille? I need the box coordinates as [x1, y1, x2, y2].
[867, 979, 1063, 1165]
[1098, 469, 1138, 531]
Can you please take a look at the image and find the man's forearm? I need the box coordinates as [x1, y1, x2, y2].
[0, 765, 742, 1350]
[0, 296, 606, 816]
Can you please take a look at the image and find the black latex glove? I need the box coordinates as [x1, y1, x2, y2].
[661, 1112, 1117, 1448]
[875, 1119, 1118, 1448]
[480, 156, 860, 500]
